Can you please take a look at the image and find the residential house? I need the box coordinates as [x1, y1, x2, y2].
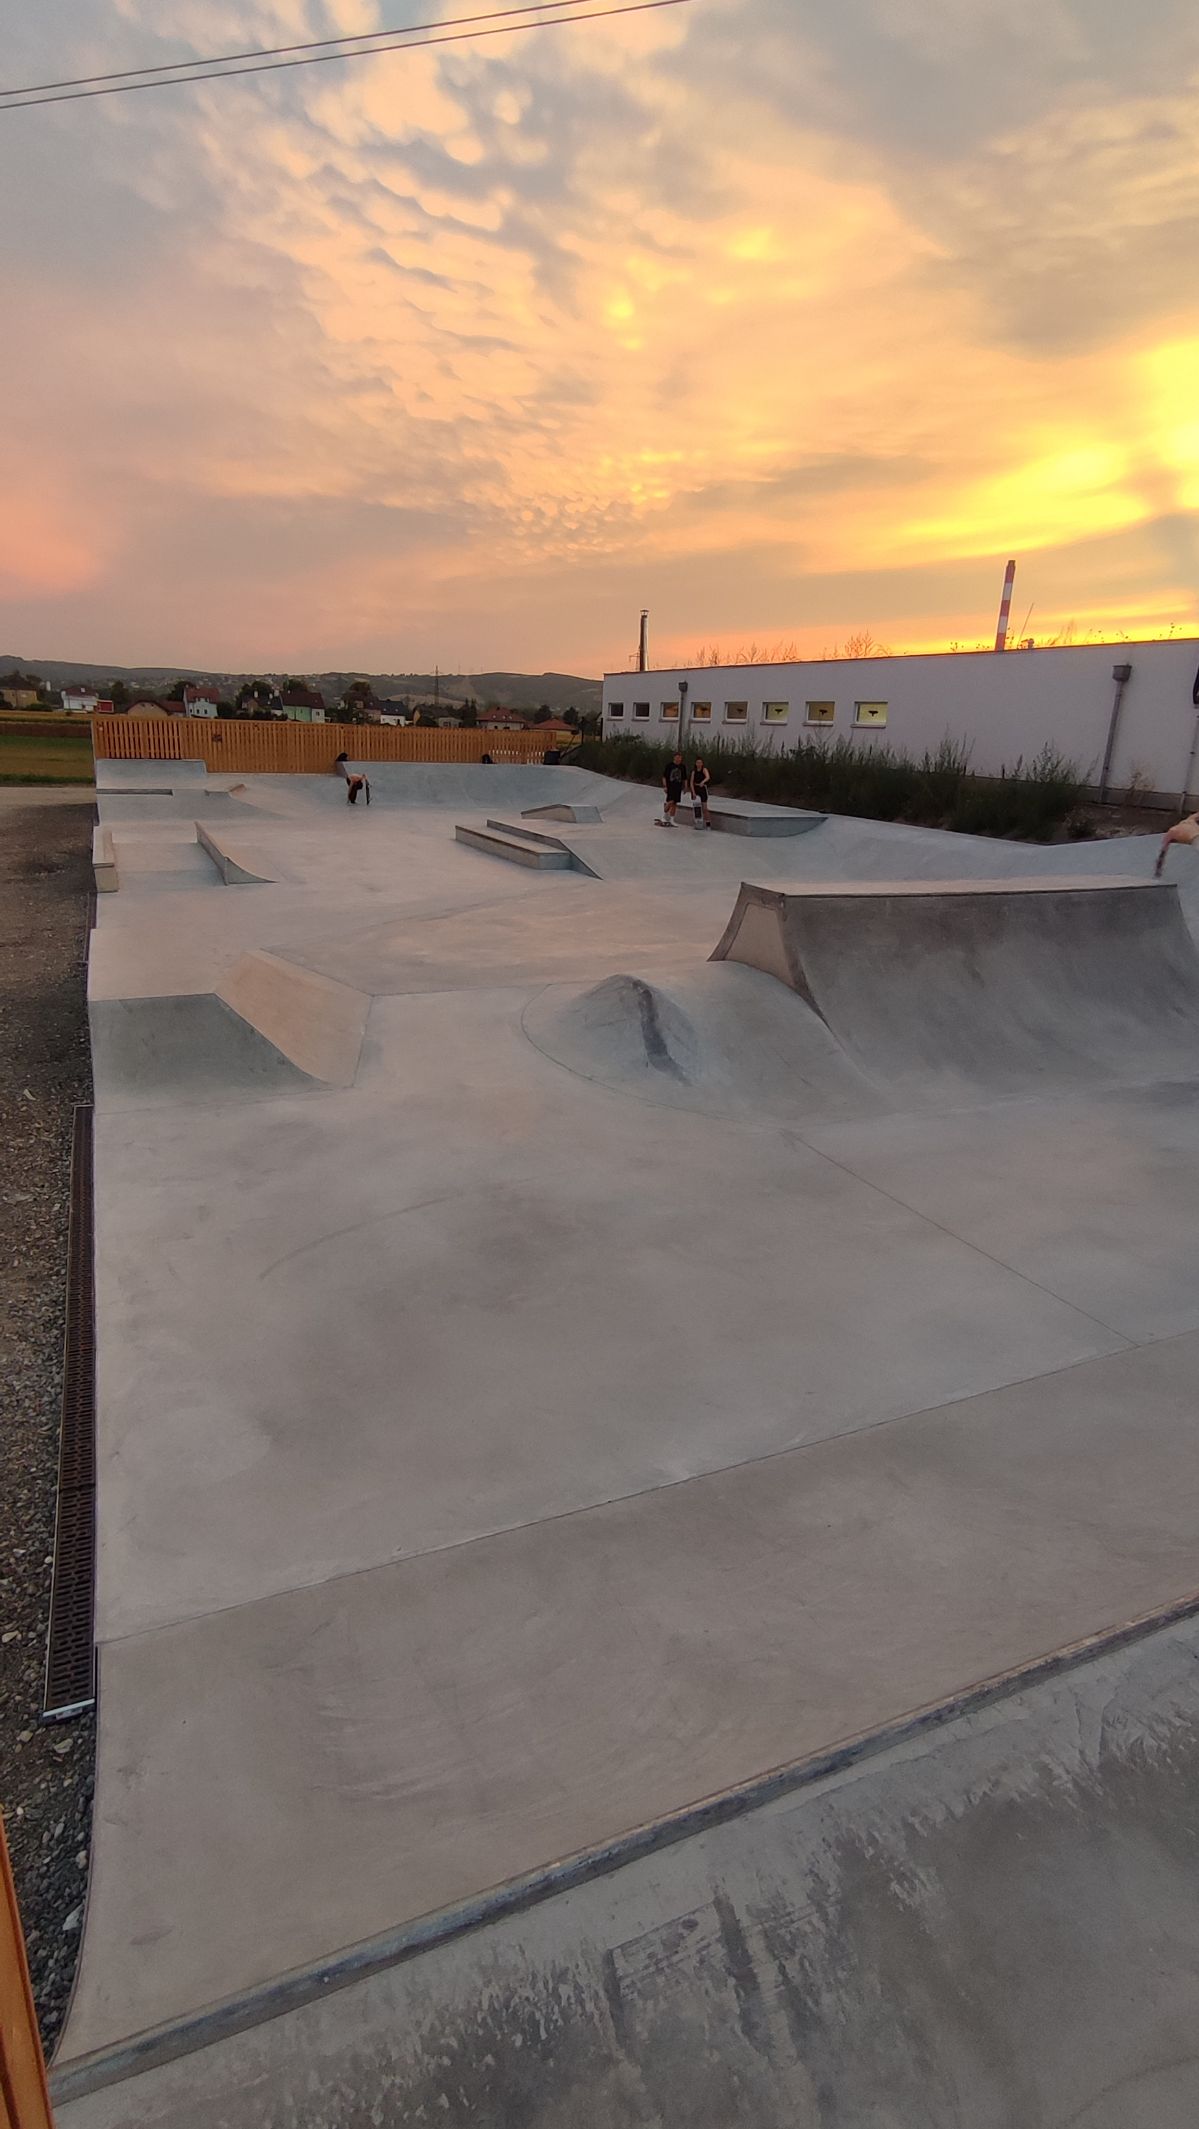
[62, 689, 114, 715]
[280, 684, 327, 724]
[182, 683, 222, 718]
[0, 671, 43, 708]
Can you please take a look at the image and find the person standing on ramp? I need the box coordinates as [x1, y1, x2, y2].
[659, 751, 687, 826]
[690, 756, 712, 828]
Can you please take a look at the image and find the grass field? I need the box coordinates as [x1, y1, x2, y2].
[0, 729, 94, 785]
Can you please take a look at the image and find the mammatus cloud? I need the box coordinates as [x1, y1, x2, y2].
[0, 0, 1195, 668]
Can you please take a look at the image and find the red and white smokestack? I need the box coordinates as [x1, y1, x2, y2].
[638, 610, 649, 672]
[994, 560, 1016, 651]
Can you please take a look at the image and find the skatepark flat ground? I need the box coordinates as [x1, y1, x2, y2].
[57, 765, 1199, 2123]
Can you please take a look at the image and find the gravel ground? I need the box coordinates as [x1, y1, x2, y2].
[0, 801, 95, 2055]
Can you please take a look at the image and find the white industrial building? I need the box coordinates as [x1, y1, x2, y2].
[602, 637, 1199, 805]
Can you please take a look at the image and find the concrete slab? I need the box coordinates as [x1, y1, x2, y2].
[58, 1331, 1199, 2058]
[54, 1612, 1199, 2129]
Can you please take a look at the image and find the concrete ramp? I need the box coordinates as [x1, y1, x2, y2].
[217, 952, 369, 1086]
[711, 875, 1199, 1098]
[195, 822, 274, 885]
[89, 994, 314, 1106]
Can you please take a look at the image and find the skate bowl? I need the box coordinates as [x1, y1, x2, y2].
[711, 875, 1199, 1099]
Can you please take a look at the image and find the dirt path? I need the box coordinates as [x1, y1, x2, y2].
[0, 801, 95, 2052]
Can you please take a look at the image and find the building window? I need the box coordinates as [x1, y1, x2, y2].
[724, 701, 748, 723]
[608, 701, 624, 719]
[661, 701, 679, 721]
[690, 701, 712, 722]
[854, 701, 888, 728]
[805, 701, 835, 725]
[633, 702, 650, 720]
[762, 701, 789, 724]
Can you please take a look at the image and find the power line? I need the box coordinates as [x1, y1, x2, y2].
[0, 0, 590, 99]
[0, 0, 692, 112]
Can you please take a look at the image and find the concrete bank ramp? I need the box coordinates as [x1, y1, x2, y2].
[195, 821, 274, 885]
[89, 994, 314, 1106]
[53, 1609, 1199, 2129]
[712, 875, 1199, 1099]
[523, 966, 881, 1120]
[217, 952, 369, 1086]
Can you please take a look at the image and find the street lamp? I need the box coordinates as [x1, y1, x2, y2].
[679, 678, 689, 752]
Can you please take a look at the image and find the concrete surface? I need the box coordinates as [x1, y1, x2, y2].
[55, 1609, 1199, 2127]
[57, 762, 1199, 2122]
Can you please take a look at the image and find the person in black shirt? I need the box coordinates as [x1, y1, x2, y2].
[659, 751, 687, 825]
[690, 756, 712, 827]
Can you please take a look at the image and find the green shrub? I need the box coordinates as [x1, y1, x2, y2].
[575, 733, 1081, 842]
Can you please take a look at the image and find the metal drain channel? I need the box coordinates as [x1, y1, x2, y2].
[43, 1102, 97, 1721]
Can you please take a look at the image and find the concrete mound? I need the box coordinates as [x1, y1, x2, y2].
[89, 994, 314, 1106]
[712, 875, 1199, 1100]
[523, 965, 881, 1119]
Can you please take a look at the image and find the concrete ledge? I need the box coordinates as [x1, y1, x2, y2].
[455, 824, 571, 869]
[486, 822, 601, 879]
[195, 821, 273, 885]
[217, 953, 369, 1086]
[706, 800, 826, 837]
[521, 803, 603, 824]
[92, 824, 118, 893]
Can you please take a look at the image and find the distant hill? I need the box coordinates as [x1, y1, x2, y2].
[0, 656, 602, 716]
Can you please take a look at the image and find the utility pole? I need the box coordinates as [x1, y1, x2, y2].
[638, 611, 649, 672]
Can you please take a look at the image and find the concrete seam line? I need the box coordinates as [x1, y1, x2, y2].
[50, 1582, 1199, 2105]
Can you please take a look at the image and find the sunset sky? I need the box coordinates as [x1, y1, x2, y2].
[1, 0, 1197, 676]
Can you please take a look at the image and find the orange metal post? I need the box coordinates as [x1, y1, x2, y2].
[1, 1817, 54, 2129]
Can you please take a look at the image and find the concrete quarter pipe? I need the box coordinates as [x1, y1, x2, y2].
[711, 875, 1199, 1097]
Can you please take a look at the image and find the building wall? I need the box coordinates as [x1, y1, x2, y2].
[602, 638, 1199, 802]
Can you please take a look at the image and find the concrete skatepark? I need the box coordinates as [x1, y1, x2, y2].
[55, 759, 1199, 2125]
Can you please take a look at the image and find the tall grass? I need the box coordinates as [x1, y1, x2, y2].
[574, 732, 1082, 841]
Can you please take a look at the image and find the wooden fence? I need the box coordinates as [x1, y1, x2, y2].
[1, 1818, 54, 2129]
[91, 718, 557, 774]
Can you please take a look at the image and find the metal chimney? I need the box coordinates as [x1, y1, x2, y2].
[638, 610, 649, 672]
[994, 560, 1016, 651]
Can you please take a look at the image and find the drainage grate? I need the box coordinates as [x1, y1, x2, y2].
[44, 1103, 97, 1721]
